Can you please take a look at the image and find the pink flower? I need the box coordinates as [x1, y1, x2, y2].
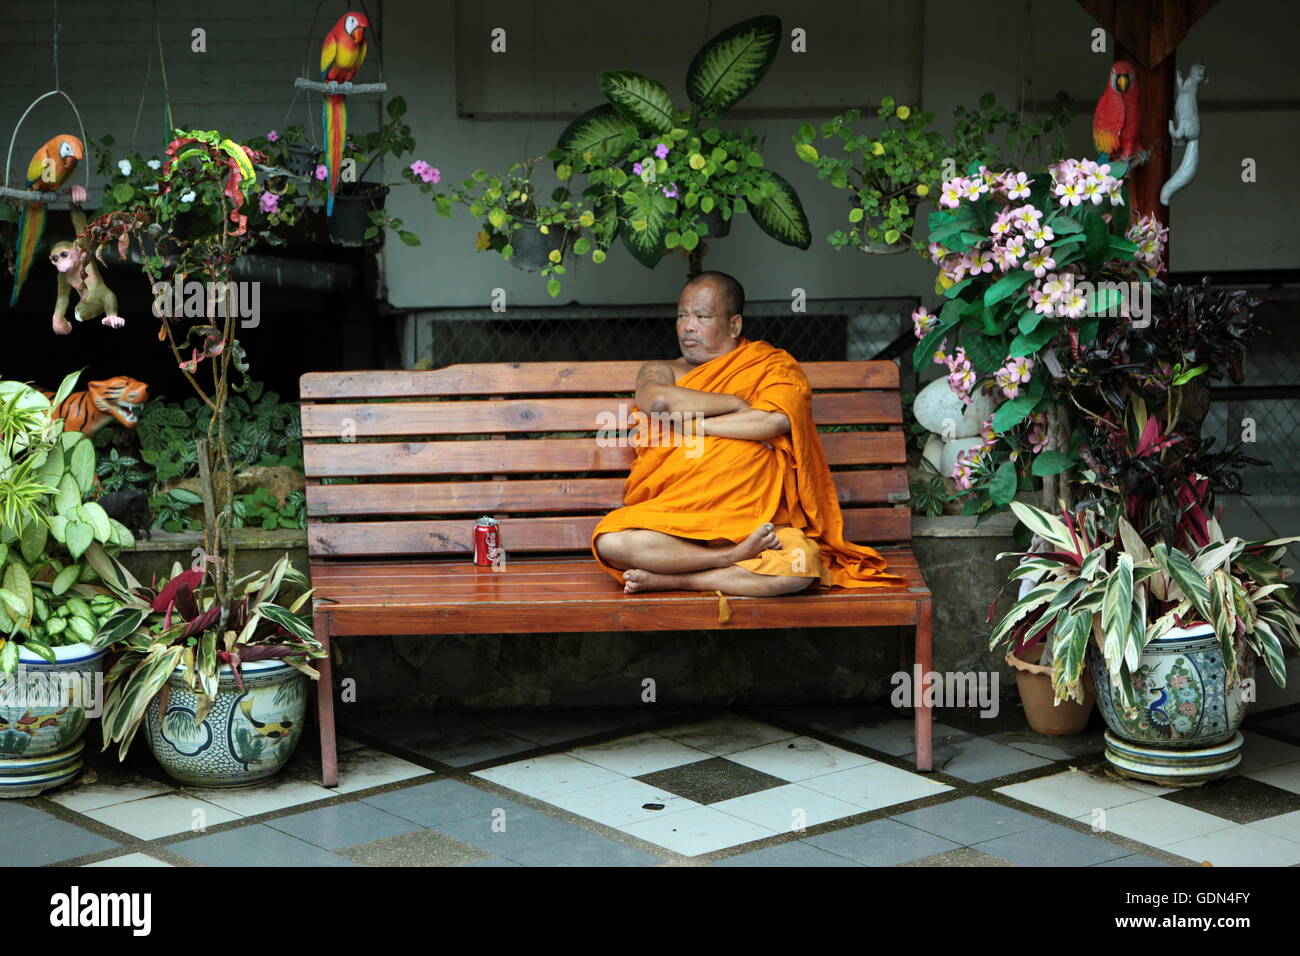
[1170, 674, 1189, 688]
[1004, 171, 1032, 200]
[1026, 222, 1054, 249]
[1025, 419, 1048, 454]
[1178, 702, 1198, 716]
[927, 242, 949, 265]
[967, 249, 995, 275]
[315, 164, 328, 181]
[409, 160, 431, 178]
[945, 347, 976, 405]
[1023, 248, 1056, 278]
[912, 306, 936, 340]
[1010, 204, 1043, 230]
[654, 143, 670, 159]
[662, 183, 679, 199]
[938, 179, 965, 209]
[961, 178, 989, 202]
[267, 130, 280, 143]
[259, 192, 279, 213]
[932, 338, 950, 366]
[995, 356, 1035, 399]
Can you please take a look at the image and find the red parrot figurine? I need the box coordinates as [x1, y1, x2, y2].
[9, 134, 86, 307]
[1093, 60, 1144, 163]
[320, 11, 370, 216]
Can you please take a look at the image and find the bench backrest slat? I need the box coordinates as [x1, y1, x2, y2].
[301, 360, 911, 560]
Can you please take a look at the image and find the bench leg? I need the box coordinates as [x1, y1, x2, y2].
[914, 599, 933, 772]
[314, 616, 339, 788]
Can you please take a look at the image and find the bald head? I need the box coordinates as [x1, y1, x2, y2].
[676, 271, 745, 366]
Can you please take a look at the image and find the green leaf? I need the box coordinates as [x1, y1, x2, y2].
[598, 71, 675, 133]
[1082, 212, 1111, 269]
[51, 564, 81, 596]
[546, 278, 561, 298]
[984, 269, 1036, 306]
[55, 473, 81, 516]
[2, 563, 32, 625]
[617, 193, 671, 268]
[68, 438, 95, 495]
[1009, 502, 1075, 552]
[51, 368, 84, 410]
[750, 170, 811, 250]
[795, 143, 819, 163]
[685, 14, 781, 115]
[19, 520, 47, 565]
[992, 393, 1040, 431]
[112, 182, 135, 203]
[1031, 450, 1075, 477]
[1101, 552, 1134, 673]
[988, 461, 1017, 506]
[66, 521, 94, 560]
[1008, 321, 1058, 357]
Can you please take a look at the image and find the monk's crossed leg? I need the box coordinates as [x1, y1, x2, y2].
[594, 523, 780, 574]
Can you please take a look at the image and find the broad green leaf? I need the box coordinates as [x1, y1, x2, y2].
[83, 542, 143, 596]
[93, 606, 149, 648]
[1031, 450, 1074, 477]
[2, 564, 32, 624]
[51, 564, 81, 596]
[1153, 543, 1210, 620]
[598, 71, 675, 133]
[81, 501, 113, 542]
[19, 519, 47, 565]
[987, 461, 1017, 507]
[617, 192, 671, 268]
[1051, 610, 1092, 701]
[992, 393, 1040, 432]
[983, 269, 1036, 306]
[750, 170, 811, 249]
[685, 15, 781, 114]
[1101, 552, 1134, 673]
[70, 438, 95, 494]
[66, 521, 94, 561]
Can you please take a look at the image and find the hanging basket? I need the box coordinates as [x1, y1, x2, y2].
[1, 88, 91, 204]
[284, 143, 320, 178]
[327, 182, 389, 246]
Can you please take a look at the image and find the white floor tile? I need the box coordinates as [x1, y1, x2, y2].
[474, 752, 623, 799]
[1164, 823, 1300, 866]
[48, 775, 174, 813]
[800, 761, 951, 811]
[194, 777, 337, 816]
[1249, 809, 1300, 841]
[569, 731, 711, 776]
[726, 735, 875, 782]
[330, 748, 433, 794]
[619, 805, 775, 856]
[711, 783, 864, 833]
[82, 793, 241, 840]
[1074, 798, 1233, 847]
[542, 777, 701, 829]
[1245, 760, 1300, 795]
[997, 769, 1160, 818]
[83, 852, 174, 867]
[1235, 732, 1300, 775]
[656, 715, 797, 756]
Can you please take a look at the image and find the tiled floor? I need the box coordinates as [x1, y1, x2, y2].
[6, 677, 1300, 866]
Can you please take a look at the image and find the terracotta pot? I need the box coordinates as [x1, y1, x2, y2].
[1007, 643, 1095, 735]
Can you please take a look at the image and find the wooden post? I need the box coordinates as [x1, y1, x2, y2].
[1118, 44, 1176, 273]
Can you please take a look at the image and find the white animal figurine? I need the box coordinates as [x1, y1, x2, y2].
[1160, 63, 1208, 206]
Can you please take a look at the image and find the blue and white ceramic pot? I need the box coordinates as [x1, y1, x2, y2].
[1089, 623, 1252, 787]
[0, 643, 105, 798]
[144, 659, 307, 788]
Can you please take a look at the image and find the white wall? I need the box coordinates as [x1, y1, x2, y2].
[3, 1, 1295, 317]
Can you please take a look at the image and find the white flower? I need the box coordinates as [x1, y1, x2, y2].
[146, 159, 161, 170]
[180, 190, 196, 203]
[117, 159, 132, 176]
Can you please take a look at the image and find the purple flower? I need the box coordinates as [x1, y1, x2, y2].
[632, 161, 644, 176]
[661, 183, 679, 199]
[654, 143, 670, 159]
[315, 164, 328, 181]
[259, 192, 279, 213]
[267, 130, 280, 143]
[410, 160, 431, 178]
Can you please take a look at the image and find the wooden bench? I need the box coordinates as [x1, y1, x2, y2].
[300, 360, 933, 787]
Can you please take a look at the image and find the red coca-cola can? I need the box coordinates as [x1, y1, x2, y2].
[473, 516, 501, 566]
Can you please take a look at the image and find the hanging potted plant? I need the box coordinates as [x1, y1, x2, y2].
[0, 372, 134, 797]
[795, 92, 1072, 255]
[552, 14, 811, 279]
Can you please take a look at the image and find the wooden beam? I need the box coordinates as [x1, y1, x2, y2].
[1076, 0, 1220, 69]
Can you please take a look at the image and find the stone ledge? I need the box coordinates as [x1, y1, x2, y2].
[912, 513, 1020, 538]
[123, 529, 307, 553]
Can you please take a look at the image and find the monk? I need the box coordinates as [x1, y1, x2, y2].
[592, 271, 904, 596]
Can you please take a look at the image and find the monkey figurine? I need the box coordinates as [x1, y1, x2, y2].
[49, 205, 124, 335]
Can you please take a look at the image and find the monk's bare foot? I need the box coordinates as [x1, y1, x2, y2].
[623, 569, 682, 593]
[729, 523, 779, 563]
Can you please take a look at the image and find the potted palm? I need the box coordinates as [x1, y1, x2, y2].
[992, 498, 1299, 786]
[0, 372, 134, 797]
[91, 549, 323, 786]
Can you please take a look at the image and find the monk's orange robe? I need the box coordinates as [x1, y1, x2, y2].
[591, 338, 904, 589]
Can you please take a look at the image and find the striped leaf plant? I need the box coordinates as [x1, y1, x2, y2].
[990, 500, 1300, 716]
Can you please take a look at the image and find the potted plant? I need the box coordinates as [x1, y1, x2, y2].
[991, 499, 1299, 785]
[90, 550, 323, 786]
[552, 14, 811, 278]
[0, 371, 133, 797]
[794, 92, 1072, 255]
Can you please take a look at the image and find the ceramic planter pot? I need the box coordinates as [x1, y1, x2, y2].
[0, 643, 104, 798]
[327, 183, 390, 247]
[1089, 623, 1252, 787]
[144, 659, 307, 788]
[1006, 643, 1095, 735]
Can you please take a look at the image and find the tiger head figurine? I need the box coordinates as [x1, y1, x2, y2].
[49, 377, 149, 435]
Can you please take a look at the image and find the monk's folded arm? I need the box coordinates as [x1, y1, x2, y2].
[633, 363, 748, 416]
[698, 408, 791, 440]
